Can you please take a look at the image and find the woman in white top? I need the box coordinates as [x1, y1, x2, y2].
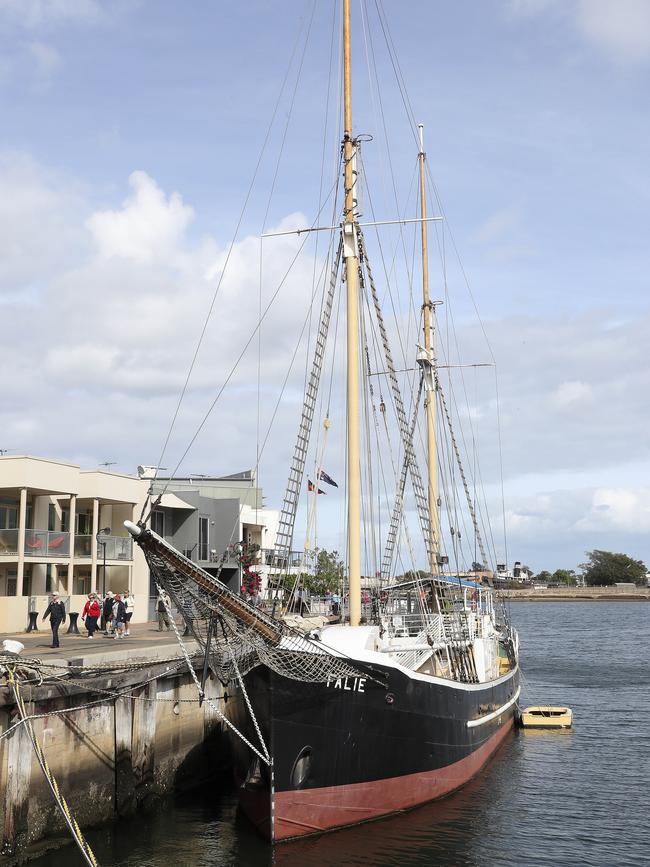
[123, 591, 134, 636]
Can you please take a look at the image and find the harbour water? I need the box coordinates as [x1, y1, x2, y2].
[32, 602, 649, 866]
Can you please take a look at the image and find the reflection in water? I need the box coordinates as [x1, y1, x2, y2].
[30, 603, 650, 867]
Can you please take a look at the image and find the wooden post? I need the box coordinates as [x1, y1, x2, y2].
[2, 713, 32, 856]
[131, 680, 158, 808]
[114, 696, 135, 817]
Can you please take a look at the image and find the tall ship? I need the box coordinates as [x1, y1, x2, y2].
[126, 0, 520, 842]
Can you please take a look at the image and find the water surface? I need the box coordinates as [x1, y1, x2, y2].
[32, 602, 650, 866]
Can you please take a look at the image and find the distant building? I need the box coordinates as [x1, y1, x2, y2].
[144, 468, 295, 602]
[494, 561, 532, 582]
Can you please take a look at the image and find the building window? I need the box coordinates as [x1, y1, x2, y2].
[7, 572, 17, 596]
[77, 513, 91, 535]
[0, 506, 17, 529]
[198, 516, 209, 561]
[45, 565, 53, 594]
[74, 573, 89, 595]
[151, 510, 165, 537]
[48, 504, 56, 532]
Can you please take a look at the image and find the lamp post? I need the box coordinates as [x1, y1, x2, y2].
[96, 527, 111, 597]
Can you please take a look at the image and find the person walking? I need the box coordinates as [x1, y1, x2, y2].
[102, 590, 115, 634]
[156, 590, 171, 631]
[123, 590, 134, 636]
[112, 594, 126, 639]
[81, 593, 101, 638]
[42, 593, 66, 648]
[181, 593, 193, 637]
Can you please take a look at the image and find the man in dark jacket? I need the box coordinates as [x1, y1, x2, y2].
[42, 593, 66, 648]
[102, 591, 115, 634]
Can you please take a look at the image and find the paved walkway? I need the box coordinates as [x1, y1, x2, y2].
[1, 620, 192, 662]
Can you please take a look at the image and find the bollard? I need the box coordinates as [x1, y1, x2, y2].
[25, 611, 39, 633]
[66, 612, 81, 635]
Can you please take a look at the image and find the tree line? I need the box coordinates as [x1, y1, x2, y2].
[531, 550, 648, 587]
[293, 548, 648, 591]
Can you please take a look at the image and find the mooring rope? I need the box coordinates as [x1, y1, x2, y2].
[6, 665, 99, 867]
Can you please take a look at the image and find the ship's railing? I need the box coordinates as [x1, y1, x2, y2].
[259, 548, 305, 568]
[283, 595, 374, 620]
[386, 633, 434, 671]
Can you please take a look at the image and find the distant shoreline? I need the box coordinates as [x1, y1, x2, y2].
[502, 588, 650, 602]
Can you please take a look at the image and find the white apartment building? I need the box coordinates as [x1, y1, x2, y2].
[0, 456, 149, 633]
[0, 457, 292, 633]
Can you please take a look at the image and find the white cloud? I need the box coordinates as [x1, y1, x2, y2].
[547, 379, 594, 411]
[575, 488, 650, 534]
[0, 155, 322, 504]
[576, 0, 650, 62]
[508, 0, 650, 63]
[86, 171, 195, 265]
[502, 485, 650, 569]
[0, 152, 86, 295]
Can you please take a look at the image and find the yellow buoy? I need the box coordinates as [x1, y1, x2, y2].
[519, 705, 573, 729]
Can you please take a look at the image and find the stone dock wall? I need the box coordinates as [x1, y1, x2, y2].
[502, 586, 650, 600]
[0, 657, 229, 863]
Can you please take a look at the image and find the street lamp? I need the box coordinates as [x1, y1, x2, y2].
[96, 527, 111, 596]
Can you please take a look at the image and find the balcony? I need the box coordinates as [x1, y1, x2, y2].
[74, 534, 133, 560]
[24, 530, 70, 557]
[0, 530, 133, 560]
[0, 529, 19, 555]
[96, 535, 133, 560]
[74, 535, 93, 557]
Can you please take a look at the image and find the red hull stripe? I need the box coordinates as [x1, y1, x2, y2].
[273, 718, 514, 841]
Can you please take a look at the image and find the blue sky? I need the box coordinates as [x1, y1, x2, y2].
[1, 0, 649, 574]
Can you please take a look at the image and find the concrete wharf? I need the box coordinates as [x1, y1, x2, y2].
[0, 623, 228, 864]
[502, 586, 650, 601]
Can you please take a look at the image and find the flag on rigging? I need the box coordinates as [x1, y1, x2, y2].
[318, 470, 338, 488]
[308, 479, 326, 494]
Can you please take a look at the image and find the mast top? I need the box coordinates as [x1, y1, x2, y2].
[418, 123, 425, 155]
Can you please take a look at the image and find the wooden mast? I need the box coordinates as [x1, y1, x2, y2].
[343, 0, 361, 626]
[418, 123, 440, 573]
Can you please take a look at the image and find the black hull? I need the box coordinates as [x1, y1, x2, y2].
[230, 661, 519, 840]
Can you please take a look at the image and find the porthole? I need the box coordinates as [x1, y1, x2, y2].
[290, 745, 312, 789]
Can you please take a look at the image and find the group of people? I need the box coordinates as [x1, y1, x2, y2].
[87, 590, 135, 639]
[42, 590, 135, 647]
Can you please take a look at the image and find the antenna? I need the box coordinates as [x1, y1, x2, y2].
[100, 461, 117, 469]
[0, 448, 17, 456]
